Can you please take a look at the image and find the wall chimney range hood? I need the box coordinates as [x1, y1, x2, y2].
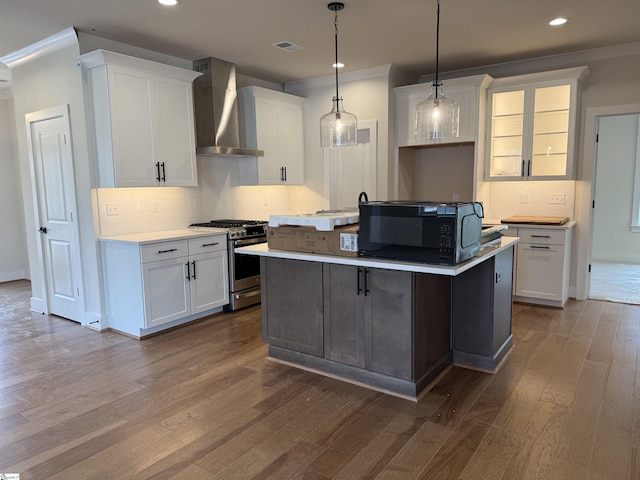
[193, 57, 264, 157]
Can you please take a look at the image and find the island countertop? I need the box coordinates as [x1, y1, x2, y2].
[237, 236, 519, 276]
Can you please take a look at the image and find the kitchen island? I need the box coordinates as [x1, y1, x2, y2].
[238, 237, 518, 400]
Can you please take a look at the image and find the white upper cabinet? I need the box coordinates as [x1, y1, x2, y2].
[238, 86, 305, 185]
[395, 75, 493, 147]
[79, 50, 201, 187]
[485, 66, 589, 181]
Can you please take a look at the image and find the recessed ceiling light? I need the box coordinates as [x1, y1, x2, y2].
[549, 17, 569, 26]
[158, 0, 179, 6]
[332, 62, 344, 68]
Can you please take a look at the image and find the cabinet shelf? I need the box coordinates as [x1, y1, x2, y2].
[486, 68, 588, 181]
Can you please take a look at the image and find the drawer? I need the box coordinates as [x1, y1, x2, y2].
[518, 228, 566, 246]
[141, 240, 188, 263]
[188, 235, 227, 255]
[502, 227, 518, 237]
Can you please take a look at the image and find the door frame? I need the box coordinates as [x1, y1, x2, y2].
[575, 103, 640, 300]
[25, 104, 85, 320]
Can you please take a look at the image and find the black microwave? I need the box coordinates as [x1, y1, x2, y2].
[358, 201, 484, 265]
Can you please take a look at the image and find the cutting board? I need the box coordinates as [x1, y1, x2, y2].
[501, 215, 570, 225]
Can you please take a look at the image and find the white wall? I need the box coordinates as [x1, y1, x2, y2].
[11, 43, 104, 321]
[0, 98, 28, 282]
[592, 114, 639, 262]
[286, 65, 393, 207]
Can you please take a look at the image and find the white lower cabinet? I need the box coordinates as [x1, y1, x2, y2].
[506, 225, 573, 307]
[102, 234, 228, 337]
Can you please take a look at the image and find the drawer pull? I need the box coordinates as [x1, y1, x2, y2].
[202, 242, 219, 247]
[530, 235, 551, 238]
[158, 248, 178, 254]
[530, 245, 550, 249]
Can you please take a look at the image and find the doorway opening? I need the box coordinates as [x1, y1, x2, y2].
[588, 113, 640, 305]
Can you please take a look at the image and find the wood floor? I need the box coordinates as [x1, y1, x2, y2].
[1, 279, 639, 479]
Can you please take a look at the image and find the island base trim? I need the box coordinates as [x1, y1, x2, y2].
[267, 344, 451, 400]
[453, 335, 514, 373]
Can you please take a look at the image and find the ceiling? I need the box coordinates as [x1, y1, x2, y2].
[1, 0, 640, 92]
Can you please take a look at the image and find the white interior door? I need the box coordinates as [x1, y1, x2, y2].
[324, 120, 378, 210]
[26, 105, 84, 322]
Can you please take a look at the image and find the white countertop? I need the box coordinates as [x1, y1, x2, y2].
[98, 228, 227, 245]
[237, 237, 519, 276]
[484, 219, 576, 230]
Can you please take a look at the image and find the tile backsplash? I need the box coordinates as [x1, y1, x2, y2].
[480, 180, 576, 221]
[96, 157, 325, 236]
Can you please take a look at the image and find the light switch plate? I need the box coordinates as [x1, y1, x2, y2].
[548, 193, 566, 204]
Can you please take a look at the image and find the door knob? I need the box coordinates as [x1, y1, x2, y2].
[39, 227, 48, 234]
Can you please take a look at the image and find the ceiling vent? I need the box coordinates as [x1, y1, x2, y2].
[272, 41, 304, 53]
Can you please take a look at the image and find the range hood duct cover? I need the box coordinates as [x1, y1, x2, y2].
[193, 57, 263, 157]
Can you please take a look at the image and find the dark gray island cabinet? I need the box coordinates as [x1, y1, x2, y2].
[245, 238, 517, 399]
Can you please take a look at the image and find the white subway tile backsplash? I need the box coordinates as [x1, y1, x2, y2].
[485, 180, 576, 221]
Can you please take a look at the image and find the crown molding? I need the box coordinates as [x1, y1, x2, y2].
[421, 41, 640, 83]
[0, 27, 78, 69]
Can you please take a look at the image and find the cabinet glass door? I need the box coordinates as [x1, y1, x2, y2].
[489, 90, 525, 177]
[530, 85, 570, 177]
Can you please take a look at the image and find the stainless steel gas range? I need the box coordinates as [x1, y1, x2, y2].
[189, 219, 268, 311]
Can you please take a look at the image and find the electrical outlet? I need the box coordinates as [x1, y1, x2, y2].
[548, 193, 566, 204]
[520, 193, 528, 204]
[152, 200, 160, 213]
[106, 202, 119, 216]
[452, 193, 459, 201]
[263, 197, 269, 207]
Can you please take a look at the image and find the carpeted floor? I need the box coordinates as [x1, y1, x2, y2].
[590, 261, 640, 305]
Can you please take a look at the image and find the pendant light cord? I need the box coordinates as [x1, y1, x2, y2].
[434, 0, 441, 98]
[334, 7, 340, 101]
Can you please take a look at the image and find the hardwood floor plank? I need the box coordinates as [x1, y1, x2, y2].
[540, 334, 591, 406]
[500, 400, 567, 480]
[415, 418, 490, 480]
[458, 425, 518, 480]
[1, 283, 639, 480]
[301, 395, 404, 478]
[374, 419, 452, 480]
[586, 310, 618, 364]
[428, 367, 492, 427]
[555, 359, 609, 466]
[588, 388, 634, 480]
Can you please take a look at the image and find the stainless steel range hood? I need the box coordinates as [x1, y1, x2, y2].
[193, 57, 263, 157]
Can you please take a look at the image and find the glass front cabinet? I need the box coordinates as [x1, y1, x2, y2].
[485, 67, 588, 181]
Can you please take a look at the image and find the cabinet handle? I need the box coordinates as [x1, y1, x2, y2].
[357, 267, 363, 295]
[185, 262, 191, 281]
[192, 260, 196, 280]
[280, 166, 285, 182]
[527, 159, 531, 177]
[521, 159, 525, 177]
[202, 242, 219, 247]
[283, 166, 287, 182]
[530, 245, 550, 249]
[161, 162, 166, 182]
[530, 235, 551, 238]
[155, 162, 161, 182]
[364, 268, 370, 296]
[158, 248, 178, 253]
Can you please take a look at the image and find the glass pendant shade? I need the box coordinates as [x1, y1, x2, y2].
[414, 84, 459, 140]
[320, 96, 358, 147]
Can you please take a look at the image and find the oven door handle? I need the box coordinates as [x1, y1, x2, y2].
[234, 237, 266, 248]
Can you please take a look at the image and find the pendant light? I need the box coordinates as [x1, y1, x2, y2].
[414, 0, 459, 141]
[320, 2, 358, 148]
